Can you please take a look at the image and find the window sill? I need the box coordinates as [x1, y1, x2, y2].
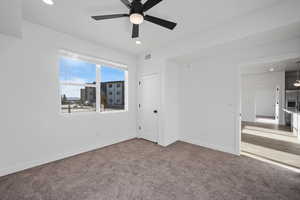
[100, 110, 127, 114]
[60, 110, 128, 117]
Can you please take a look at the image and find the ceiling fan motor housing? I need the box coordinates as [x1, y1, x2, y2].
[91, 0, 177, 38]
[130, 0, 144, 16]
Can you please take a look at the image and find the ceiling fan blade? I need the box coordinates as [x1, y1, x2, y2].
[132, 24, 139, 38]
[91, 14, 129, 20]
[120, 0, 131, 9]
[143, 0, 163, 12]
[144, 15, 177, 30]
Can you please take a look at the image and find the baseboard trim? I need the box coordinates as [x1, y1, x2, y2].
[180, 138, 238, 155]
[1, 136, 238, 177]
[0, 136, 136, 177]
[161, 139, 178, 147]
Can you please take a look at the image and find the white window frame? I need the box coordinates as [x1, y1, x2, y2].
[59, 50, 128, 115]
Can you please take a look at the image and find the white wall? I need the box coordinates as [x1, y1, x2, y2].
[178, 60, 240, 154]
[241, 72, 285, 124]
[255, 90, 276, 117]
[137, 31, 300, 156]
[137, 25, 300, 156]
[0, 21, 137, 177]
[161, 61, 180, 146]
[137, 55, 240, 154]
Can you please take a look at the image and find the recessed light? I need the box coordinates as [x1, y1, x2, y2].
[136, 40, 142, 45]
[43, 0, 54, 5]
[269, 68, 274, 72]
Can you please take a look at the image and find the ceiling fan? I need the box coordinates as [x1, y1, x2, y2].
[91, 0, 177, 39]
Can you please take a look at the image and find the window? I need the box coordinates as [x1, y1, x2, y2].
[101, 66, 126, 112]
[59, 54, 127, 114]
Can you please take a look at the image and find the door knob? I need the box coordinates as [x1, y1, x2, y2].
[153, 110, 158, 114]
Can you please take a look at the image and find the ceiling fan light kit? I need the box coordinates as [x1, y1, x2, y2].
[130, 13, 144, 25]
[91, 0, 177, 39]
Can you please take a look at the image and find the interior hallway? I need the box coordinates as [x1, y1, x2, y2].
[241, 121, 300, 168]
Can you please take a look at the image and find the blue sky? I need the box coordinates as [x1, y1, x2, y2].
[101, 66, 125, 82]
[59, 57, 125, 84]
[60, 57, 125, 97]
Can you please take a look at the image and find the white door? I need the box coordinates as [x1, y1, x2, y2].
[138, 74, 160, 143]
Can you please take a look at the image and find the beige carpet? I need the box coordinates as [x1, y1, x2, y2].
[0, 139, 300, 200]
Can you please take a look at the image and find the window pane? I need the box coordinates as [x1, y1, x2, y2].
[100, 66, 125, 112]
[61, 85, 96, 113]
[59, 57, 96, 85]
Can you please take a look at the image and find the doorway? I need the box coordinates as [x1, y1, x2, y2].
[240, 58, 300, 169]
[138, 74, 160, 143]
[255, 86, 280, 124]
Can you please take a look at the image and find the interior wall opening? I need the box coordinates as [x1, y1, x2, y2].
[240, 57, 300, 169]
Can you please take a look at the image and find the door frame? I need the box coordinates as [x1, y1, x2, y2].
[275, 86, 280, 124]
[237, 53, 300, 155]
[137, 73, 162, 144]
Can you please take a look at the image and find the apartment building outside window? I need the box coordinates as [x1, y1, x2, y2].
[59, 51, 128, 114]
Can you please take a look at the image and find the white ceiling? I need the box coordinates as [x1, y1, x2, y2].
[22, 0, 281, 55]
[172, 20, 300, 64]
[0, 0, 22, 38]
[241, 57, 300, 75]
